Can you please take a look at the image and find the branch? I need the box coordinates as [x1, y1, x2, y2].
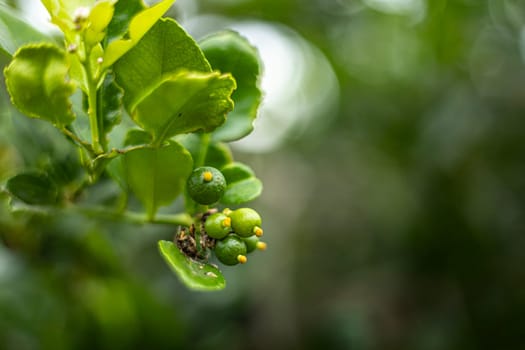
[61, 127, 96, 157]
[9, 202, 193, 227]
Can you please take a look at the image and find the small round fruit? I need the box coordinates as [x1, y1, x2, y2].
[242, 235, 259, 253]
[204, 213, 231, 239]
[187, 166, 226, 205]
[214, 235, 247, 266]
[243, 236, 268, 253]
[230, 208, 262, 237]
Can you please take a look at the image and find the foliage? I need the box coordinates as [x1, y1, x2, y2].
[3, 0, 525, 349]
[0, 0, 265, 291]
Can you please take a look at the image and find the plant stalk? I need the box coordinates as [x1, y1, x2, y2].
[10, 202, 193, 227]
[61, 126, 96, 158]
[196, 133, 211, 167]
[84, 61, 103, 155]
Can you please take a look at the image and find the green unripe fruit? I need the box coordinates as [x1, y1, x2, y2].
[230, 208, 262, 237]
[242, 236, 267, 253]
[187, 166, 226, 205]
[214, 235, 247, 266]
[204, 213, 231, 239]
[242, 235, 259, 253]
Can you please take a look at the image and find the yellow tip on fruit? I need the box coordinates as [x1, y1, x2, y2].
[256, 242, 267, 251]
[222, 217, 231, 227]
[237, 255, 248, 264]
[254, 226, 263, 237]
[203, 171, 213, 182]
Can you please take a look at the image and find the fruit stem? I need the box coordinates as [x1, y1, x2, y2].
[195, 218, 206, 253]
[196, 133, 211, 167]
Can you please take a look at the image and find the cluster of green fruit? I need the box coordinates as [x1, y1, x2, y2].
[186, 166, 266, 266]
[205, 208, 266, 265]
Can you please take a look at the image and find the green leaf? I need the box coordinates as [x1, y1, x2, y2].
[222, 178, 263, 205]
[124, 129, 152, 146]
[44, 153, 83, 187]
[6, 172, 58, 205]
[98, 73, 123, 136]
[41, 0, 94, 36]
[68, 43, 106, 93]
[122, 140, 193, 218]
[114, 17, 211, 110]
[176, 134, 233, 169]
[103, 0, 176, 68]
[106, 129, 152, 190]
[0, 6, 55, 56]
[4, 44, 76, 128]
[204, 142, 233, 169]
[67, 50, 87, 92]
[85, 0, 115, 46]
[220, 162, 262, 205]
[131, 70, 236, 143]
[158, 240, 226, 291]
[200, 31, 262, 142]
[221, 162, 255, 183]
[106, 0, 145, 42]
[41, 0, 94, 19]
[41, 0, 115, 46]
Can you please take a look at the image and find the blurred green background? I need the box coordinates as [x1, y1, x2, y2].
[2, 0, 525, 349]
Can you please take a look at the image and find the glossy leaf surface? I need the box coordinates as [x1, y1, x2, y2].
[158, 240, 226, 291]
[4, 44, 75, 127]
[103, 0, 175, 68]
[200, 31, 262, 142]
[85, 0, 115, 46]
[221, 162, 262, 205]
[106, 0, 145, 42]
[131, 70, 235, 142]
[114, 17, 211, 109]
[123, 141, 193, 218]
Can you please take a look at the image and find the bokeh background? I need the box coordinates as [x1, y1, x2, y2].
[2, 0, 525, 349]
